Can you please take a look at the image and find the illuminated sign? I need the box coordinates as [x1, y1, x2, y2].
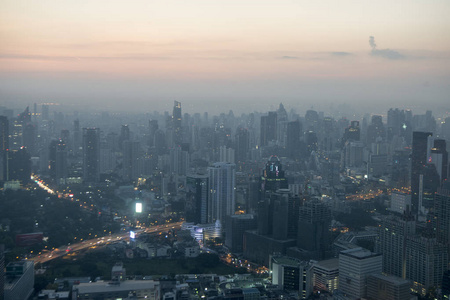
[130, 231, 135, 239]
[135, 202, 142, 213]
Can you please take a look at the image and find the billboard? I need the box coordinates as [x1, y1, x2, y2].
[135, 202, 142, 213]
[15, 232, 43, 247]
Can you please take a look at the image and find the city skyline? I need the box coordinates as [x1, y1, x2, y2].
[1, 1, 450, 114]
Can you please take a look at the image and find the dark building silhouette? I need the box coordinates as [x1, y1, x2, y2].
[296, 199, 332, 260]
[260, 112, 277, 147]
[235, 127, 249, 164]
[6, 147, 31, 184]
[430, 139, 448, 185]
[225, 214, 257, 253]
[344, 121, 360, 142]
[83, 128, 100, 183]
[185, 174, 209, 224]
[55, 139, 67, 185]
[261, 155, 287, 192]
[366, 115, 386, 144]
[172, 101, 182, 146]
[148, 120, 158, 147]
[286, 120, 302, 159]
[411, 131, 432, 214]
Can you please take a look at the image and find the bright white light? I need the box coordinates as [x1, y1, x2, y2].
[135, 202, 142, 213]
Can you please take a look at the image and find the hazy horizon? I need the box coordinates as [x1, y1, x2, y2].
[1, 1, 450, 116]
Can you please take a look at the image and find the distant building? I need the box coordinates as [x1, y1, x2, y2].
[4, 260, 34, 300]
[390, 191, 412, 215]
[411, 131, 432, 215]
[82, 128, 100, 183]
[260, 112, 277, 147]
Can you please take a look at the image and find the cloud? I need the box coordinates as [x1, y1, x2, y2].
[280, 56, 299, 60]
[331, 52, 353, 56]
[369, 36, 405, 60]
[0, 54, 172, 61]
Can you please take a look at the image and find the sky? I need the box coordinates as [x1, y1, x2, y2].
[1, 0, 450, 115]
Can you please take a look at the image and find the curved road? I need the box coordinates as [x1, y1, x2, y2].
[31, 222, 184, 264]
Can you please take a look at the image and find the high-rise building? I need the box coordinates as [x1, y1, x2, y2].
[429, 139, 448, 185]
[6, 147, 31, 184]
[260, 112, 277, 147]
[82, 128, 100, 183]
[339, 248, 382, 299]
[261, 155, 287, 192]
[434, 186, 450, 244]
[344, 121, 360, 142]
[55, 139, 68, 185]
[297, 199, 331, 260]
[225, 214, 257, 253]
[185, 174, 209, 224]
[366, 273, 411, 300]
[172, 101, 182, 146]
[411, 131, 433, 215]
[376, 214, 416, 278]
[208, 162, 236, 227]
[405, 235, 448, 294]
[286, 120, 302, 159]
[235, 127, 249, 164]
[122, 140, 141, 181]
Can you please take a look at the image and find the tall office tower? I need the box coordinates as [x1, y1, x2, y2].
[0, 116, 9, 181]
[411, 131, 433, 215]
[185, 174, 209, 224]
[73, 119, 81, 154]
[387, 108, 408, 141]
[442, 117, 450, 141]
[435, 185, 450, 244]
[234, 127, 249, 164]
[82, 128, 100, 183]
[286, 120, 302, 159]
[207, 162, 236, 227]
[118, 124, 130, 151]
[366, 115, 386, 144]
[225, 214, 257, 253]
[261, 155, 288, 192]
[405, 236, 448, 294]
[339, 248, 382, 299]
[55, 139, 67, 185]
[430, 139, 448, 185]
[172, 101, 182, 146]
[6, 147, 31, 184]
[271, 189, 290, 240]
[344, 141, 364, 168]
[321, 116, 334, 152]
[343, 121, 360, 142]
[443, 271, 450, 300]
[122, 140, 140, 182]
[392, 149, 411, 188]
[376, 214, 416, 278]
[297, 199, 331, 260]
[148, 120, 158, 147]
[277, 103, 288, 147]
[260, 111, 277, 147]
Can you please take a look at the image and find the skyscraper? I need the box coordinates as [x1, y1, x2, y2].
[411, 131, 432, 215]
[83, 128, 100, 183]
[185, 174, 209, 224]
[208, 162, 236, 227]
[286, 120, 302, 159]
[172, 101, 182, 146]
[260, 112, 277, 147]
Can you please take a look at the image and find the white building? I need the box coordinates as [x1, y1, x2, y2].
[390, 191, 412, 214]
[339, 247, 382, 299]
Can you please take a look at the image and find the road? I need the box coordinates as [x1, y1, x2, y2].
[31, 221, 183, 264]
